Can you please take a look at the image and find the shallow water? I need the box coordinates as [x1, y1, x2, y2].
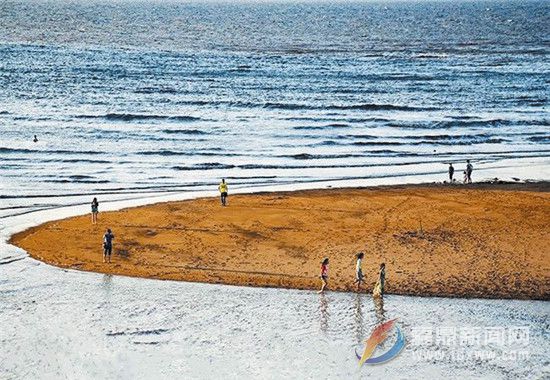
[1, 255, 549, 379]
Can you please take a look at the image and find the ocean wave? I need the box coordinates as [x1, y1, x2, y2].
[262, 102, 434, 112]
[353, 141, 403, 146]
[313, 140, 345, 146]
[413, 53, 450, 59]
[45, 179, 110, 184]
[388, 118, 546, 129]
[285, 116, 391, 123]
[0, 147, 102, 155]
[140, 150, 239, 157]
[162, 129, 208, 135]
[238, 164, 283, 170]
[528, 135, 550, 142]
[134, 87, 178, 94]
[227, 160, 448, 171]
[293, 123, 350, 130]
[228, 65, 252, 72]
[417, 138, 508, 145]
[173, 163, 236, 170]
[292, 126, 326, 130]
[288, 153, 363, 160]
[353, 135, 508, 146]
[448, 115, 481, 120]
[332, 103, 436, 111]
[42, 158, 111, 164]
[171, 100, 434, 112]
[76, 113, 201, 122]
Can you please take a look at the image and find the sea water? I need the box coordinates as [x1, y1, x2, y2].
[1, 1, 549, 378]
[0, 0, 549, 218]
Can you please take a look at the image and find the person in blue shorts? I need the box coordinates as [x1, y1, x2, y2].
[103, 228, 115, 263]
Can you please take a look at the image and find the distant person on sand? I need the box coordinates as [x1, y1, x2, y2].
[466, 160, 473, 183]
[463, 170, 468, 184]
[448, 163, 454, 182]
[373, 263, 386, 298]
[355, 252, 364, 291]
[91, 197, 99, 224]
[33, 135, 38, 143]
[319, 257, 329, 293]
[103, 228, 115, 263]
[218, 179, 228, 206]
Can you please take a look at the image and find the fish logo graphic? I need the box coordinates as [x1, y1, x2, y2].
[356, 318, 405, 366]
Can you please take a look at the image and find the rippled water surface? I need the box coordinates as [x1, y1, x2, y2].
[1, 0, 549, 218]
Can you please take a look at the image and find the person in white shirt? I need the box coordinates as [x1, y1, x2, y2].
[355, 252, 365, 291]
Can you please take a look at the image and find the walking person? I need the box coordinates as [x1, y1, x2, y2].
[448, 163, 455, 183]
[319, 257, 329, 293]
[355, 252, 365, 291]
[373, 263, 386, 298]
[466, 160, 473, 183]
[91, 197, 99, 224]
[103, 228, 115, 263]
[218, 179, 228, 206]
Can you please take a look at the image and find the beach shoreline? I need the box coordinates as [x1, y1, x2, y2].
[10, 182, 550, 300]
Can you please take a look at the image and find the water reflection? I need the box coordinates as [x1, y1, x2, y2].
[354, 293, 364, 344]
[101, 273, 113, 293]
[373, 294, 386, 325]
[318, 292, 329, 333]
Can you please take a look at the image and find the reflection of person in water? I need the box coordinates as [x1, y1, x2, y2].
[354, 293, 364, 343]
[318, 292, 328, 333]
[373, 294, 386, 325]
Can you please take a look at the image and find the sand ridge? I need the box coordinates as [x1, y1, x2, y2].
[10, 183, 550, 300]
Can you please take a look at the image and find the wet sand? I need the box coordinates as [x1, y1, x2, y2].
[10, 183, 550, 300]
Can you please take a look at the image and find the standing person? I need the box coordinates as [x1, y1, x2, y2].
[378, 263, 385, 295]
[355, 252, 364, 291]
[103, 228, 115, 263]
[91, 197, 99, 224]
[319, 257, 329, 293]
[33, 135, 38, 143]
[463, 170, 468, 184]
[218, 179, 228, 206]
[448, 163, 455, 182]
[466, 160, 473, 183]
[373, 263, 386, 298]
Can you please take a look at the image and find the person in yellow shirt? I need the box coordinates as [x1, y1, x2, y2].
[218, 179, 228, 206]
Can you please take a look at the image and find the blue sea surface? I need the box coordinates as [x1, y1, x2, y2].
[0, 0, 548, 218]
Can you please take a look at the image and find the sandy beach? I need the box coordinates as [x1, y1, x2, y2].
[10, 183, 550, 300]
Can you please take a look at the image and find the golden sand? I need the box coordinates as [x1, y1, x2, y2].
[10, 183, 550, 299]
